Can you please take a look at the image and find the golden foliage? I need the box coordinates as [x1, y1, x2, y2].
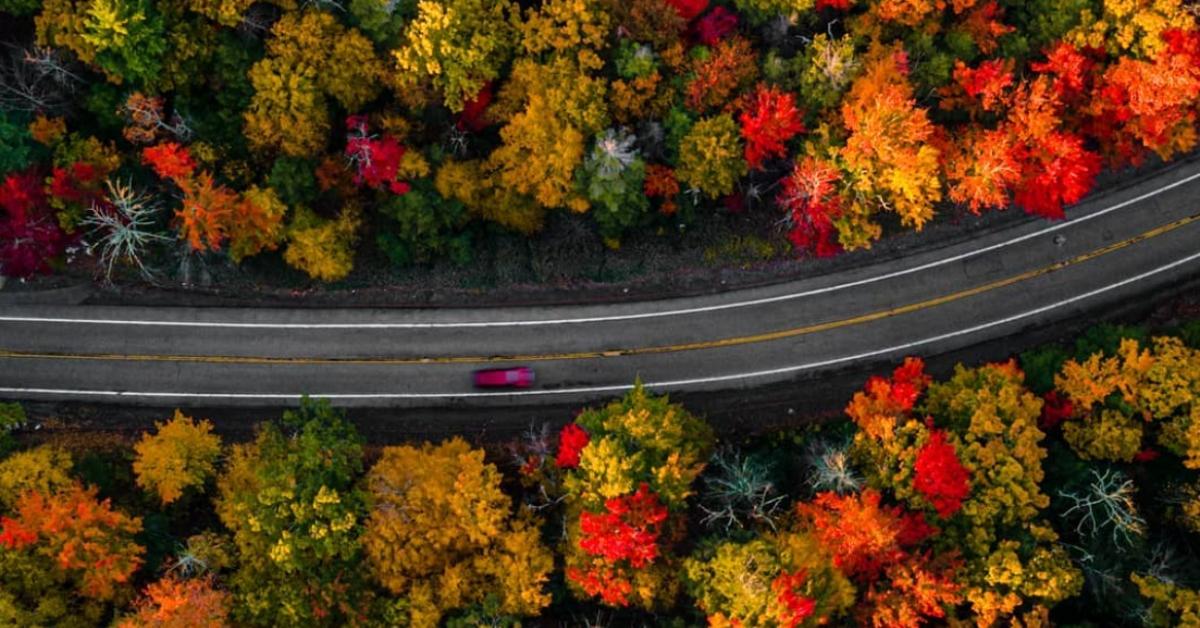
[283, 205, 361, 282]
[363, 438, 553, 627]
[0, 445, 74, 510]
[1067, 0, 1193, 58]
[676, 114, 748, 199]
[838, 44, 941, 247]
[132, 410, 222, 505]
[1062, 408, 1144, 462]
[245, 12, 382, 157]
[393, 0, 518, 112]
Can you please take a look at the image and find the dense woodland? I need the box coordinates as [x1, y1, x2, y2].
[1, 0, 1200, 283]
[3, 321, 1200, 625]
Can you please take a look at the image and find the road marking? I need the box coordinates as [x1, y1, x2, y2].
[3, 247, 1199, 402]
[3, 167, 1200, 329]
[0, 212, 1197, 367]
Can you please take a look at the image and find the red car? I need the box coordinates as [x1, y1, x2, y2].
[472, 366, 536, 388]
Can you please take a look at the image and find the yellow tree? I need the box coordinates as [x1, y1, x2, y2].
[0, 445, 74, 509]
[392, 0, 519, 112]
[132, 410, 223, 506]
[363, 438, 553, 627]
[244, 11, 382, 157]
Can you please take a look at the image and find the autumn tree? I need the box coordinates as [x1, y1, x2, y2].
[0, 444, 74, 509]
[676, 114, 747, 199]
[0, 168, 68, 278]
[392, 0, 518, 112]
[1085, 29, 1200, 165]
[847, 359, 1083, 623]
[1066, 0, 1193, 58]
[117, 576, 231, 628]
[215, 398, 375, 626]
[795, 489, 963, 625]
[142, 143, 286, 259]
[778, 154, 843, 257]
[739, 84, 805, 170]
[0, 484, 144, 626]
[35, 0, 168, 86]
[685, 36, 759, 113]
[364, 438, 553, 627]
[283, 205, 361, 282]
[836, 45, 941, 250]
[684, 530, 855, 626]
[561, 383, 715, 610]
[133, 410, 222, 506]
[480, 0, 611, 219]
[244, 12, 382, 157]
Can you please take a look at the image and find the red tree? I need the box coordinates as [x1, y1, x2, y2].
[740, 85, 806, 170]
[556, 423, 590, 469]
[345, 116, 412, 195]
[771, 570, 817, 628]
[797, 489, 932, 583]
[778, 156, 842, 258]
[912, 430, 970, 518]
[0, 168, 68, 278]
[567, 483, 668, 606]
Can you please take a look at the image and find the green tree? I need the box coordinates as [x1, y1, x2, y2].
[577, 128, 649, 244]
[215, 398, 375, 626]
[375, 179, 472, 267]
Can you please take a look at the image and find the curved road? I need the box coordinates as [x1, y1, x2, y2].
[2, 157, 1200, 409]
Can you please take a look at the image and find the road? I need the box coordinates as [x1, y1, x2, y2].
[2, 156, 1200, 410]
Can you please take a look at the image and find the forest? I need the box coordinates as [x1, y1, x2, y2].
[4, 320, 1200, 626]
[1, 0, 1199, 284]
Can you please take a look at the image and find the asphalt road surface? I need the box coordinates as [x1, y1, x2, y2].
[3, 157, 1200, 409]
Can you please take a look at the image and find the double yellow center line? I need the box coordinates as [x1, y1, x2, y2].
[2, 213, 1198, 366]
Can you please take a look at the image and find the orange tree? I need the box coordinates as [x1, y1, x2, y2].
[0, 483, 144, 626]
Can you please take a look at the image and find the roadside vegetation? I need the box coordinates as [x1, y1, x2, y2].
[2, 0, 1200, 287]
[5, 319, 1200, 625]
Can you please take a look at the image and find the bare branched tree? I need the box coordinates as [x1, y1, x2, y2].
[804, 438, 862, 495]
[698, 446, 787, 532]
[0, 44, 83, 115]
[1060, 468, 1147, 549]
[81, 180, 172, 282]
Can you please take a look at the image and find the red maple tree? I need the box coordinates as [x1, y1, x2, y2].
[555, 423, 590, 469]
[345, 116, 412, 195]
[567, 483, 669, 606]
[912, 430, 970, 518]
[0, 168, 68, 278]
[797, 489, 933, 583]
[771, 569, 817, 628]
[778, 156, 842, 258]
[740, 84, 806, 170]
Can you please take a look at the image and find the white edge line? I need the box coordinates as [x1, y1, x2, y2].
[2, 169, 1199, 330]
[3, 249, 1198, 401]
